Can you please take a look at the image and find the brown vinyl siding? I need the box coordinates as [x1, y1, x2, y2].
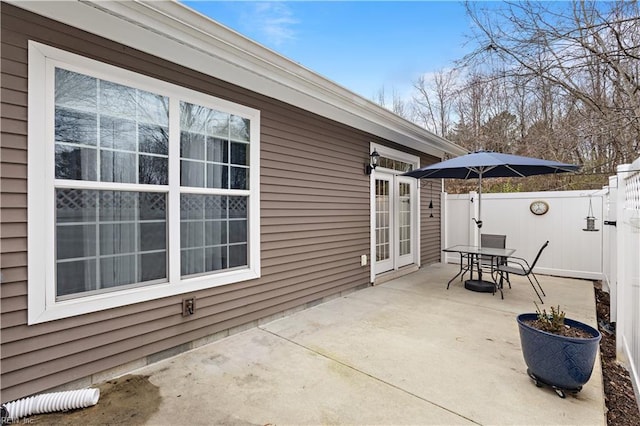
[0, 2, 441, 402]
[419, 160, 442, 266]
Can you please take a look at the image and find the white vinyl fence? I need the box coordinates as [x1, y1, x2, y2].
[613, 157, 640, 403]
[442, 190, 605, 280]
[441, 155, 640, 404]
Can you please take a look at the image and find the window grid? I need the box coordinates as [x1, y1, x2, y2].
[179, 194, 248, 277]
[53, 68, 253, 299]
[55, 189, 168, 299]
[55, 70, 169, 186]
[377, 157, 414, 173]
[179, 103, 250, 191]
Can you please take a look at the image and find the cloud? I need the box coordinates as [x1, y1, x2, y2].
[244, 2, 298, 47]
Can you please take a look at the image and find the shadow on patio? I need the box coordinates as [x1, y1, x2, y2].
[117, 263, 607, 425]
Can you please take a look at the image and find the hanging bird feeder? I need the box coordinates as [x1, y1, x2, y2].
[583, 198, 599, 232]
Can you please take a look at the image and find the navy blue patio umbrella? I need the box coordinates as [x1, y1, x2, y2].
[403, 150, 580, 242]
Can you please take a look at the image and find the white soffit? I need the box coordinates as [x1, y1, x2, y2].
[10, 0, 466, 158]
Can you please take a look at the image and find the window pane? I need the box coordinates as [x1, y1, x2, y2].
[99, 191, 138, 222]
[139, 124, 168, 155]
[140, 252, 166, 281]
[205, 195, 226, 220]
[55, 68, 96, 110]
[101, 151, 136, 183]
[100, 80, 137, 118]
[100, 255, 137, 288]
[181, 194, 205, 220]
[230, 142, 249, 166]
[57, 259, 97, 297]
[181, 221, 204, 249]
[56, 189, 98, 223]
[100, 117, 136, 151]
[57, 224, 96, 259]
[207, 137, 228, 163]
[139, 155, 168, 185]
[205, 246, 227, 271]
[230, 115, 250, 141]
[229, 244, 247, 268]
[209, 112, 230, 138]
[138, 90, 169, 127]
[181, 132, 205, 160]
[181, 248, 204, 276]
[100, 223, 136, 255]
[181, 160, 204, 187]
[140, 192, 167, 220]
[180, 102, 210, 134]
[140, 222, 166, 251]
[228, 196, 247, 219]
[206, 164, 228, 189]
[229, 220, 247, 244]
[205, 221, 227, 245]
[230, 167, 248, 190]
[55, 108, 97, 146]
[55, 144, 97, 181]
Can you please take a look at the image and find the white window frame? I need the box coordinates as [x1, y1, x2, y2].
[28, 42, 261, 324]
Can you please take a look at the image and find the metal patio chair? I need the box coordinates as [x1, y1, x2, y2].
[479, 233, 507, 274]
[496, 240, 549, 304]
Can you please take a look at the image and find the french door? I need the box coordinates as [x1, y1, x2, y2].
[374, 172, 416, 274]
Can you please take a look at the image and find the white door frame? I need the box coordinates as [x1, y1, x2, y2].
[369, 144, 420, 282]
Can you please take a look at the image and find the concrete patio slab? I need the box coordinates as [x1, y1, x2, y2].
[136, 263, 605, 425]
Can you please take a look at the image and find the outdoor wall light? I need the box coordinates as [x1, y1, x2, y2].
[365, 150, 380, 175]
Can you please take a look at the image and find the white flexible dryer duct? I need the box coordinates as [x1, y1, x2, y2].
[2, 388, 100, 423]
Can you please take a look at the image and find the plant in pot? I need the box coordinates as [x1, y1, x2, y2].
[516, 303, 602, 398]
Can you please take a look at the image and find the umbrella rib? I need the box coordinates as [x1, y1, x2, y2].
[464, 169, 473, 179]
[504, 165, 527, 177]
[468, 165, 497, 177]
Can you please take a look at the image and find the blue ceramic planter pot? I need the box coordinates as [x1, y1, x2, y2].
[517, 313, 601, 393]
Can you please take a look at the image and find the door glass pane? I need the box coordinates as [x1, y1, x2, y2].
[399, 182, 411, 256]
[376, 179, 390, 262]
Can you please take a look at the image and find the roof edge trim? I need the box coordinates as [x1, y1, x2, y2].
[8, 0, 466, 158]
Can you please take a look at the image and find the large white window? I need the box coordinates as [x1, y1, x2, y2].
[28, 42, 260, 324]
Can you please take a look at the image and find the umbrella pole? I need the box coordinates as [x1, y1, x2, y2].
[478, 173, 482, 248]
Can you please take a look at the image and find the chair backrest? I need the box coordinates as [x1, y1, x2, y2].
[528, 240, 550, 272]
[481, 234, 506, 249]
[480, 234, 506, 264]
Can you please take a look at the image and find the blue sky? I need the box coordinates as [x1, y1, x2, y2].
[183, 1, 473, 101]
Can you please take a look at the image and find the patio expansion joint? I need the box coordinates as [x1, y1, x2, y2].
[257, 326, 482, 425]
